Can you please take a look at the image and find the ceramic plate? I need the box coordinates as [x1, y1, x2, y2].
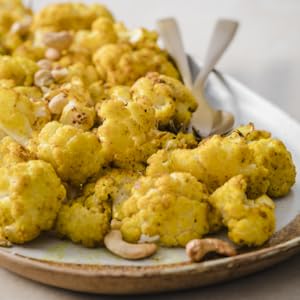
[0, 59, 299, 295]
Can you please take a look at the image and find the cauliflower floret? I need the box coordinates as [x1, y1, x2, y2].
[55, 181, 111, 248]
[209, 175, 275, 246]
[0, 136, 33, 167]
[33, 3, 113, 31]
[234, 123, 271, 142]
[35, 121, 105, 185]
[118, 172, 210, 247]
[0, 88, 47, 145]
[0, 160, 66, 244]
[66, 63, 99, 87]
[0, 56, 38, 86]
[97, 98, 159, 169]
[93, 43, 179, 86]
[249, 138, 296, 198]
[147, 133, 270, 198]
[132, 72, 197, 129]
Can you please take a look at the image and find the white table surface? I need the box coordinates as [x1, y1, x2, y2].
[2, 0, 300, 299]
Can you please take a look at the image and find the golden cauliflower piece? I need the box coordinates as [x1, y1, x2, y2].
[119, 172, 210, 247]
[209, 175, 275, 246]
[33, 3, 113, 31]
[0, 136, 33, 167]
[0, 88, 49, 145]
[97, 98, 159, 169]
[0, 55, 38, 86]
[93, 43, 179, 86]
[55, 181, 111, 248]
[35, 121, 105, 185]
[0, 160, 66, 244]
[131, 72, 197, 129]
[147, 133, 270, 198]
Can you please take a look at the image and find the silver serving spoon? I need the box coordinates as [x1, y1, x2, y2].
[157, 18, 238, 137]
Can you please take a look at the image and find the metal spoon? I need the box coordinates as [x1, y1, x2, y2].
[157, 18, 238, 137]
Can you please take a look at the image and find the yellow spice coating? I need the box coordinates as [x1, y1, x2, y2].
[93, 43, 179, 86]
[209, 175, 275, 246]
[147, 132, 270, 198]
[55, 181, 111, 248]
[35, 121, 105, 185]
[131, 72, 197, 129]
[119, 172, 210, 247]
[0, 160, 66, 244]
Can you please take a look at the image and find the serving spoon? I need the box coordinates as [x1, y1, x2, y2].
[157, 18, 239, 137]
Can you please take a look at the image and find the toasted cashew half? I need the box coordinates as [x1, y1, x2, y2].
[104, 230, 158, 260]
[43, 31, 73, 51]
[186, 238, 237, 262]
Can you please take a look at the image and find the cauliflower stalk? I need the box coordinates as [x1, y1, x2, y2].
[118, 172, 210, 247]
[209, 175, 275, 246]
[0, 160, 66, 244]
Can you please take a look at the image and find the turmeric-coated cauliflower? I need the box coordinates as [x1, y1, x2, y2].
[35, 121, 105, 185]
[55, 181, 111, 247]
[0, 160, 66, 244]
[209, 175, 275, 246]
[147, 133, 270, 198]
[118, 172, 210, 247]
[132, 72, 197, 129]
[93, 43, 179, 86]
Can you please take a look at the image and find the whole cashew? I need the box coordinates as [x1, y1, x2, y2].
[43, 31, 73, 51]
[37, 59, 52, 70]
[48, 93, 68, 114]
[186, 238, 237, 262]
[45, 48, 61, 61]
[34, 69, 53, 87]
[104, 230, 158, 260]
[51, 68, 68, 81]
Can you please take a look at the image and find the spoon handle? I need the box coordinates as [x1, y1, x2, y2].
[157, 18, 193, 90]
[193, 19, 239, 93]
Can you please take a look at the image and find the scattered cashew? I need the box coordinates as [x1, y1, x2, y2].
[104, 230, 158, 260]
[48, 93, 68, 114]
[34, 69, 53, 87]
[51, 68, 68, 81]
[185, 238, 237, 262]
[42, 31, 73, 51]
[45, 48, 61, 61]
[10, 15, 32, 35]
[37, 59, 52, 70]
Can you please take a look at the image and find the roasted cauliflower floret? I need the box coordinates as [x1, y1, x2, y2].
[0, 56, 38, 86]
[0, 88, 49, 145]
[209, 175, 275, 246]
[118, 172, 210, 247]
[0, 136, 33, 167]
[147, 133, 270, 198]
[132, 72, 197, 129]
[35, 121, 105, 185]
[55, 181, 111, 248]
[0, 160, 66, 244]
[93, 43, 179, 86]
[97, 98, 159, 169]
[33, 3, 113, 31]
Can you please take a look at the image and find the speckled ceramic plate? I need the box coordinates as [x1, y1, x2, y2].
[0, 59, 299, 295]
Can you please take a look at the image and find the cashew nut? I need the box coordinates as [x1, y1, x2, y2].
[34, 69, 53, 87]
[48, 93, 68, 114]
[51, 68, 68, 81]
[104, 230, 158, 260]
[45, 48, 61, 61]
[37, 59, 52, 70]
[42, 31, 73, 51]
[185, 238, 237, 262]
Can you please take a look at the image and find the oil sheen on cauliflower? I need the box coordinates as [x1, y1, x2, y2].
[55, 181, 111, 247]
[131, 72, 197, 129]
[147, 132, 270, 199]
[209, 175, 275, 246]
[93, 43, 179, 86]
[35, 121, 105, 185]
[0, 160, 66, 244]
[118, 172, 210, 247]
